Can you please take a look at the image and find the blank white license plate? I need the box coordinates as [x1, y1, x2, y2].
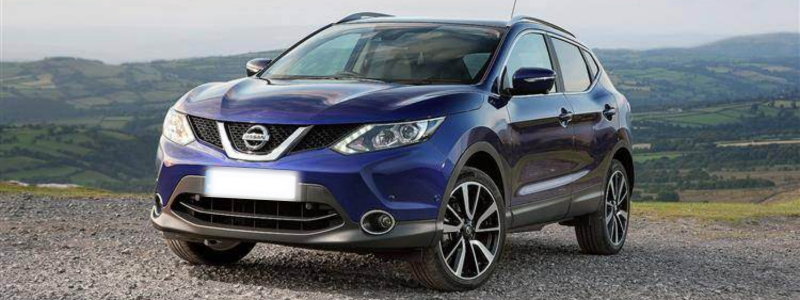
[204, 167, 297, 201]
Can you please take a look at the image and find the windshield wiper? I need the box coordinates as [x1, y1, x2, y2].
[394, 78, 468, 85]
[255, 76, 272, 84]
[267, 75, 387, 83]
[333, 75, 387, 84]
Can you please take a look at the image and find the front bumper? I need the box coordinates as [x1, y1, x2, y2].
[152, 126, 459, 250]
[152, 176, 437, 250]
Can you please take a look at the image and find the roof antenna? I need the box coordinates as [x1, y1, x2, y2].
[509, 0, 518, 19]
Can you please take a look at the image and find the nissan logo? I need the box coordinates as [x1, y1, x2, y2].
[241, 125, 270, 151]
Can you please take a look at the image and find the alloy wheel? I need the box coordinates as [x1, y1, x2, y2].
[439, 182, 502, 280]
[605, 170, 629, 245]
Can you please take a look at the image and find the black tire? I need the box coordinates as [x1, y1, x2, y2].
[409, 167, 506, 291]
[165, 238, 255, 265]
[575, 159, 631, 255]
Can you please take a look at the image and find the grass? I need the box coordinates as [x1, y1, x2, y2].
[0, 182, 143, 199]
[99, 117, 132, 130]
[71, 96, 113, 107]
[0, 156, 46, 172]
[636, 199, 800, 223]
[633, 151, 685, 162]
[637, 101, 796, 128]
[5, 166, 80, 178]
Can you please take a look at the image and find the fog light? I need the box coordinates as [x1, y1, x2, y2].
[152, 193, 163, 217]
[360, 210, 396, 235]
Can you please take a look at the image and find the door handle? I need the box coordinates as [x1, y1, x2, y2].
[558, 107, 573, 126]
[603, 104, 617, 120]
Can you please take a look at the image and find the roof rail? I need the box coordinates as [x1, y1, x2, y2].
[337, 12, 394, 24]
[508, 15, 575, 37]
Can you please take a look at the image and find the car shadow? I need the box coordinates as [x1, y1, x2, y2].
[187, 247, 426, 297]
[186, 233, 592, 296]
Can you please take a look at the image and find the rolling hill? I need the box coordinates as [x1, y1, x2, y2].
[0, 33, 799, 192]
[594, 32, 800, 108]
[1, 33, 798, 125]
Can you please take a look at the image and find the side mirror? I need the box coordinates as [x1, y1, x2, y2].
[246, 58, 272, 76]
[511, 68, 556, 95]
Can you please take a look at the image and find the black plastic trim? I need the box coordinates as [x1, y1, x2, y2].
[151, 176, 437, 251]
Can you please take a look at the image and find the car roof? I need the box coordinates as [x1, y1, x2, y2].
[340, 14, 578, 41]
[334, 13, 585, 49]
[345, 17, 509, 28]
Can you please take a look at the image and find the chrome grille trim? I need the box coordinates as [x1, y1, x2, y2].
[217, 122, 312, 162]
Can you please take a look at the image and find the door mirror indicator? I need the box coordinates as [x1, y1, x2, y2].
[246, 58, 272, 76]
[511, 68, 556, 96]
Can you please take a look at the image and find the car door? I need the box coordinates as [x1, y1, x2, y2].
[550, 37, 620, 216]
[504, 32, 576, 227]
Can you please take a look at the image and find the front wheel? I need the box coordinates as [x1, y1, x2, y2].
[165, 238, 255, 265]
[575, 159, 631, 255]
[409, 167, 506, 291]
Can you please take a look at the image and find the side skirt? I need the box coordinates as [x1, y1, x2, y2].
[508, 194, 571, 229]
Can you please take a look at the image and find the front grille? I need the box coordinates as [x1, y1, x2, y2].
[188, 116, 223, 148]
[186, 115, 360, 155]
[172, 194, 343, 233]
[290, 124, 360, 153]
[226, 122, 299, 154]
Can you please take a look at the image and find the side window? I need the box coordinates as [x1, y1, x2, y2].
[582, 50, 599, 79]
[552, 39, 591, 92]
[505, 33, 554, 91]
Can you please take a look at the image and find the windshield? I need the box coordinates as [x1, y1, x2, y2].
[262, 23, 504, 84]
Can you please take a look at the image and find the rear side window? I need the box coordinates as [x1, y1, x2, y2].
[582, 50, 599, 79]
[552, 39, 591, 92]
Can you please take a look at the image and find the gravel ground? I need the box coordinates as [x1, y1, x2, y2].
[1, 194, 798, 300]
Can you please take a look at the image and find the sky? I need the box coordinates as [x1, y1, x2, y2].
[2, 0, 799, 63]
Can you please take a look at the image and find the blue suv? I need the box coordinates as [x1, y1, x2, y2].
[152, 13, 634, 290]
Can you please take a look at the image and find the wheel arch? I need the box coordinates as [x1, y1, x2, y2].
[445, 142, 510, 207]
[612, 147, 634, 189]
[612, 128, 635, 189]
[434, 141, 512, 244]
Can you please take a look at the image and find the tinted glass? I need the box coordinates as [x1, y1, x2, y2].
[264, 24, 504, 84]
[506, 34, 552, 76]
[283, 33, 360, 76]
[463, 53, 491, 78]
[553, 39, 591, 92]
[505, 33, 553, 91]
[582, 50, 599, 79]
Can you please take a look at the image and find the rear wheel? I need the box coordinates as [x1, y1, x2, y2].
[575, 159, 631, 255]
[409, 167, 506, 291]
[165, 238, 255, 265]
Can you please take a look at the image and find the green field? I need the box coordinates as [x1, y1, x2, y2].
[0, 156, 46, 172]
[0, 126, 155, 191]
[633, 151, 686, 163]
[637, 198, 800, 223]
[638, 101, 796, 127]
[0, 181, 142, 198]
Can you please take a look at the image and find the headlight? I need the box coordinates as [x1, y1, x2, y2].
[162, 109, 195, 145]
[332, 117, 444, 154]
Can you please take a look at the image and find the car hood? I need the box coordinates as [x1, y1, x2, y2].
[174, 78, 487, 124]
